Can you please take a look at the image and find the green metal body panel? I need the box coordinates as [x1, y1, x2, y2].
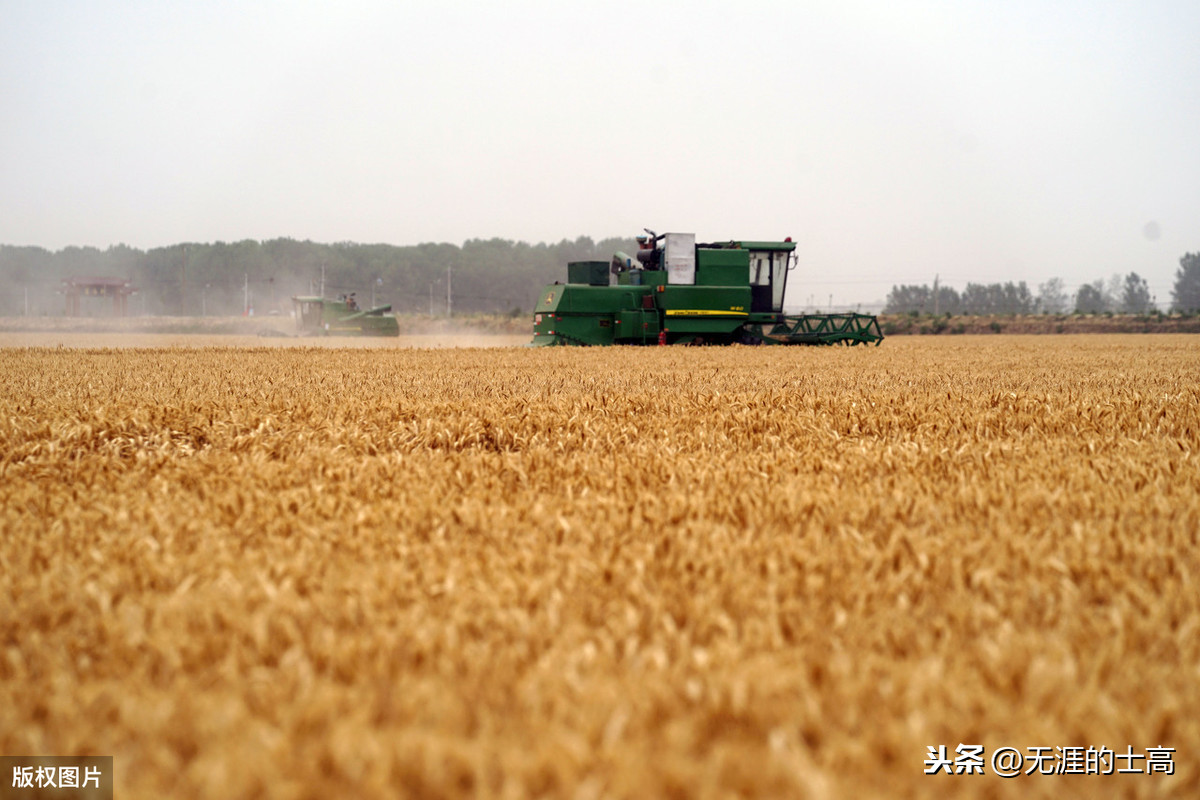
[567, 261, 610, 286]
[292, 296, 400, 337]
[657, 285, 750, 338]
[616, 270, 667, 287]
[535, 285, 649, 314]
[658, 285, 751, 315]
[696, 249, 749, 268]
[529, 235, 883, 347]
[617, 309, 660, 342]
[694, 248, 748, 286]
[533, 284, 649, 345]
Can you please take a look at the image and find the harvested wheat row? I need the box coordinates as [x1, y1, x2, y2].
[1, 335, 1197, 799]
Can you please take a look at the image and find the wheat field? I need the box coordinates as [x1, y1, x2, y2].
[1, 335, 1197, 799]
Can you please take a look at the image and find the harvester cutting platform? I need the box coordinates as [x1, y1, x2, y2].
[531, 231, 882, 346]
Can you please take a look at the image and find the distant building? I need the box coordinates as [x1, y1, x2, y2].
[61, 277, 136, 316]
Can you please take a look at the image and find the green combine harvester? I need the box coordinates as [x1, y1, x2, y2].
[531, 230, 882, 346]
[291, 294, 400, 337]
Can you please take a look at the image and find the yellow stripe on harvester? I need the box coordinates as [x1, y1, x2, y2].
[664, 309, 749, 317]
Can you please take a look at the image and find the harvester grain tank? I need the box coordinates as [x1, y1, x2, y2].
[292, 294, 400, 337]
[531, 231, 882, 346]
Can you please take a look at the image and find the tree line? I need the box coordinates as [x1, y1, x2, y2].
[0, 236, 636, 317]
[5, 239, 1199, 318]
[886, 255, 1200, 315]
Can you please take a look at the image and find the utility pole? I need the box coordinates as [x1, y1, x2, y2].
[446, 266, 452, 317]
[933, 273, 940, 316]
[320, 264, 326, 298]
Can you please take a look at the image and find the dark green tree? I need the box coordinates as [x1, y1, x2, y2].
[1075, 281, 1107, 313]
[1172, 253, 1200, 312]
[1119, 272, 1152, 313]
[1036, 278, 1069, 314]
[932, 285, 962, 315]
[885, 284, 931, 314]
[960, 282, 1033, 315]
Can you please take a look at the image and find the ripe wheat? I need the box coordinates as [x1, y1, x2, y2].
[1, 335, 1197, 798]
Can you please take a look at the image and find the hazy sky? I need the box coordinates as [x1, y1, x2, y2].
[2, 0, 1197, 306]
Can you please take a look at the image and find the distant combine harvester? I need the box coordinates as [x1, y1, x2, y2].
[291, 293, 399, 336]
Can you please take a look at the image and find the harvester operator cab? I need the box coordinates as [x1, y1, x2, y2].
[747, 247, 793, 314]
[295, 298, 323, 332]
